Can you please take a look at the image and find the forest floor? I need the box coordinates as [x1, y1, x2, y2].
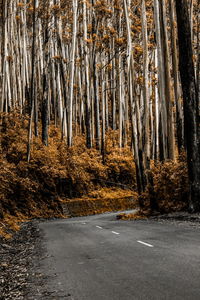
[0, 220, 53, 300]
[149, 211, 200, 224]
[0, 212, 200, 300]
[117, 210, 200, 223]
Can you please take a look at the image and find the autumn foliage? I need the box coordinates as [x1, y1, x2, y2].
[0, 113, 137, 225]
[0, 111, 190, 228]
[139, 157, 189, 213]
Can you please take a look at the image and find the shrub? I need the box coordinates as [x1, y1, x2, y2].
[139, 156, 189, 212]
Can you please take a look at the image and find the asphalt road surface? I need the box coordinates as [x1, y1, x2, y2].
[38, 212, 200, 300]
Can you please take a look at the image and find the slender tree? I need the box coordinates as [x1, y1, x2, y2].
[27, 0, 36, 161]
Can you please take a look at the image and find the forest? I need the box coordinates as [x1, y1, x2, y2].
[0, 0, 199, 236]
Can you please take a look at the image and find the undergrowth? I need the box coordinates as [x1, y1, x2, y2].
[0, 112, 136, 236]
[0, 112, 189, 236]
[139, 156, 189, 213]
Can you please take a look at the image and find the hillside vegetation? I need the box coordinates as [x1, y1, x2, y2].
[0, 112, 189, 237]
[0, 112, 137, 235]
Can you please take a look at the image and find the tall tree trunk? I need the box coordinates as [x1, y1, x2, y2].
[27, 0, 36, 161]
[83, 0, 92, 148]
[175, 0, 200, 212]
[93, 55, 101, 150]
[169, 0, 184, 153]
[141, 0, 150, 167]
[92, 10, 100, 150]
[42, 23, 49, 147]
[68, 0, 78, 147]
[160, 1, 175, 160]
[154, 0, 168, 160]
[0, 0, 5, 113]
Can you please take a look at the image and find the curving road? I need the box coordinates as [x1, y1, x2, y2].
[38, 212, 200, 300]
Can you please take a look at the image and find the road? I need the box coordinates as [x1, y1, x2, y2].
[38, 212, 200, 300]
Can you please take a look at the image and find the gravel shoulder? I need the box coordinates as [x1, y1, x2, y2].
[149, 212, 200, 228]
[0, 221, 49, 300]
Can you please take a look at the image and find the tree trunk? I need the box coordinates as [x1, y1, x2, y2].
[169, 0, 184, 153]
[83, 0, 92, 148]
[42, 24, 49, 147]
[27, 0, 36, 161]
[175, 0, 200, 212]
[68, 0, 78, 147]
[160, 1, 175, 160]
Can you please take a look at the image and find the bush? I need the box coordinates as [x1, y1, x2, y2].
[139, 156, 189, 212]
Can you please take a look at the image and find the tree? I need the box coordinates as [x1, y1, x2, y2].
[175, 0, 200, 212]
[27, 0, 36, 161]
[68, 0, 78, 147]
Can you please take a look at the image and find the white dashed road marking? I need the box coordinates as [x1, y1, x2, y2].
[112, 231, 120, 235]
[96, 226, 103, 229]
[137, 240, 154, 247]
